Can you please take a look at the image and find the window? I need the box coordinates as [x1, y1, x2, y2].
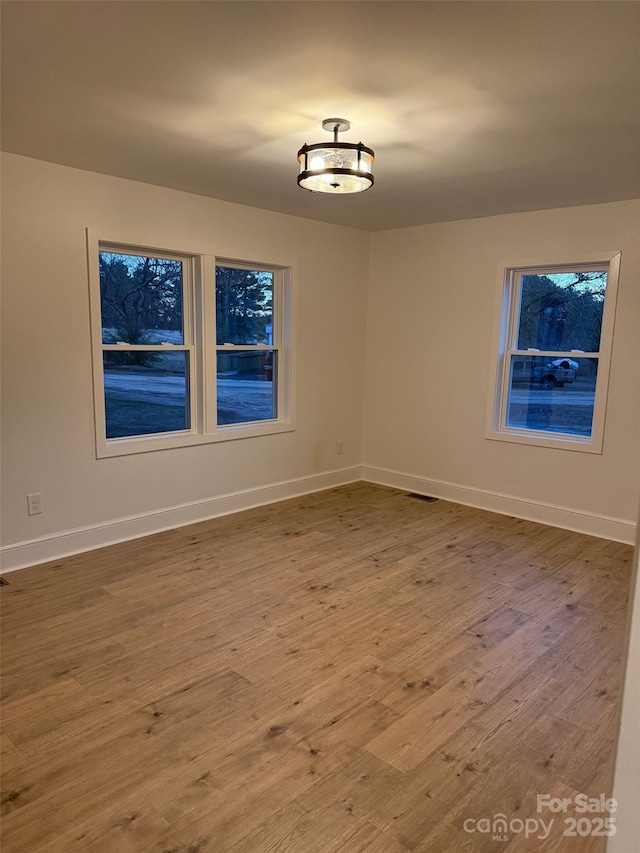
[98, 249, 193, 440]
[487, 252, 620, 453]
[88, 236, 293, 457]
[216, 264, 278, 427]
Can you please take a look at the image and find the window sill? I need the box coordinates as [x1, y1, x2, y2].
[96, 422, 295, 458]
[486, 427, 603, 454]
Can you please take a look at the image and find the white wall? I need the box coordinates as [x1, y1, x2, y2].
[0, 154, 370, 567]
[363, 201, 640, 540]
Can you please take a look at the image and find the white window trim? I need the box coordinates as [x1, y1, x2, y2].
[87, 231, 295, 458]
[485, 250, 621, 454]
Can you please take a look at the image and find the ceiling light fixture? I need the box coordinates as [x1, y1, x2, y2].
[297, 118, 375, 194]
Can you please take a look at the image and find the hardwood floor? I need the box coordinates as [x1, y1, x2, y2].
[0, 483, 633, 852]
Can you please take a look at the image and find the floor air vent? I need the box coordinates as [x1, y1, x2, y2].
[406, 493, 438, 502]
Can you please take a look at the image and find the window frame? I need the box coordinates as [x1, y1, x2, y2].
[486, 251, 621, 454]
[87, 231, 294, 458]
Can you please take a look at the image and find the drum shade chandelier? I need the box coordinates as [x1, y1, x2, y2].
[297, 118, 375, 194]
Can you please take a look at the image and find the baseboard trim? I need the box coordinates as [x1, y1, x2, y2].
[361, 465, 636, 545]
[0, 466, 362, 573]
[3, 464, 634, 573]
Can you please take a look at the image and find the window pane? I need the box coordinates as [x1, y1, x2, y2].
[516, 271, 607, 352]
[216, 266, 273, 346]
[99, 251, 184, 345]
[217, 350, 276, 426]
[506, 356, 598, 437]
[103, 351, 190, 438]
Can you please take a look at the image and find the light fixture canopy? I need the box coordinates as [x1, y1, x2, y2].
[297, 118, 375, 194]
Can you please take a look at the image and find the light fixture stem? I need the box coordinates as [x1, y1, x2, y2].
[333, 124, 340, 143]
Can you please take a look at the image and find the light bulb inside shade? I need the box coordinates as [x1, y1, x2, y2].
[359, 160, 370, 173]
[310, 156, 325, 171]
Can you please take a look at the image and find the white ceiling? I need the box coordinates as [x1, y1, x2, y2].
[2, 1, 639, 231]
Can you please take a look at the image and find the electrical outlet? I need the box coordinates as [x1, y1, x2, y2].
[27, 493, 42, 516]
[336, 440, 344, 455]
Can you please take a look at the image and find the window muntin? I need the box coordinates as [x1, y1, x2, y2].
[488, 254, 620, 453]
[90, 237, 292, 456]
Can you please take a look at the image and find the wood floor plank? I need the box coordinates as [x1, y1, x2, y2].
[36, 801, 171, 853]
[0, 736, 24, 775]
[0, 483, 632, 852]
